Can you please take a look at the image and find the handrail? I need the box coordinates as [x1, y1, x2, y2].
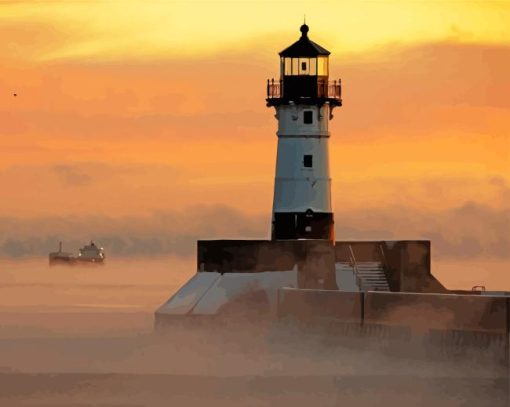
[267, 78, 282, 99]
[348, 244, 363, 291]
[378, 243, 391, 291]
[378, 243, 388, 268]
[267, 78, 342, 100]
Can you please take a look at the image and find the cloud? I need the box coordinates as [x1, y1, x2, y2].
[336, 202, 510, 259]
[0, 41, 508, 260]
[335, 42, 510, 141]
[0, 202, 508, 260]
[0, 205, 268, 258]
[2, 0, 509, 63]
[2, 42, 510, 148]
[53, 165, 92, 186]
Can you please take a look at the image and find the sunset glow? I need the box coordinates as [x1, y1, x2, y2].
[0, 0, 508, 261]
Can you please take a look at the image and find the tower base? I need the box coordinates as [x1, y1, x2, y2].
[154, 239, 447, 329]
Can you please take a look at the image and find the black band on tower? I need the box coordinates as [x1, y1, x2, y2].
[272, 212, 334, 241]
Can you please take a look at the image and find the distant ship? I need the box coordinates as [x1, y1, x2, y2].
[49, 241, 105, 265]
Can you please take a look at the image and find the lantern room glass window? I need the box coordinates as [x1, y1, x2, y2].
[282, 57, 321, 76]
[309, 59, 317, 75]
[284, 57, 292, 75]
[292, 58, 299, 75]
[317, 56, 329, 76]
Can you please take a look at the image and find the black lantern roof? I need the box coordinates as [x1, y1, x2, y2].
[279, 24, 330, 57]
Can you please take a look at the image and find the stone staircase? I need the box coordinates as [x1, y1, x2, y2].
[336, 261, 390, 292]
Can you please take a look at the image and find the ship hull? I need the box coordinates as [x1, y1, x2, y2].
[49, 256, 105, 266]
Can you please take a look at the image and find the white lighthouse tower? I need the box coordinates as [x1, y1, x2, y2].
[267, 24, 341, 241]
[155, 24, 343, 325]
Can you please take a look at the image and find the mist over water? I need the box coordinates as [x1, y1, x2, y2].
[0, 257, 508, 405]
[1, 256, 509, 313]
[0, 256, 193, 313]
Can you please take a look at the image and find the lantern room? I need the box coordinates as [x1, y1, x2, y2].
[267, 24, 341, 105]
[281, 55, 329, 77]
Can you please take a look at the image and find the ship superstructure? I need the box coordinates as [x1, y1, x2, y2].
[77, 241, 105, 263]
[49, 241, 105, 265]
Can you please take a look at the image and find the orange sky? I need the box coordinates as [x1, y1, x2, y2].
[0, 1, 508, 259]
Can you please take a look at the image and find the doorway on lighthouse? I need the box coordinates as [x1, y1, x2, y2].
[300, 209, 315, 235]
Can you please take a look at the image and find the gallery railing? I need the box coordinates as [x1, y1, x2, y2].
[266, 79, 342, 100]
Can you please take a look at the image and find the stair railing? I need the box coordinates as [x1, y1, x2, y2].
[348, 244, 364, 291]
[378, 243, 392, 291]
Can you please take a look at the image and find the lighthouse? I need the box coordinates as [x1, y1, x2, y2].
[155, 24, 343, 325]
[156, 23, 455, 328]
[267, 24, 341, 241]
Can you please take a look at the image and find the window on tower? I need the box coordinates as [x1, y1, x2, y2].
[303, 155, 313, 168]
[303, 111, 313, 124]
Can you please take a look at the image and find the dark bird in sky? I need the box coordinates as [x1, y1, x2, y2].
[13, 93, 17, 97]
